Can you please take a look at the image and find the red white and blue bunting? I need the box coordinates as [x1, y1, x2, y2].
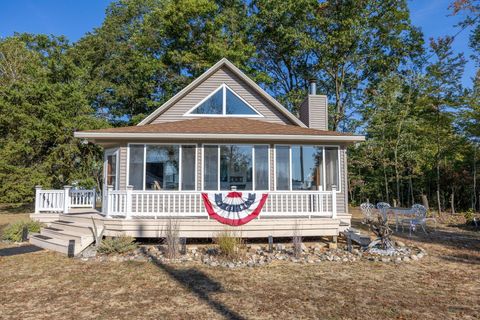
[201, 192, 269, 226]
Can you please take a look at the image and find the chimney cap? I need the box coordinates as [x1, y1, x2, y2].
[308, 80, 317, 95]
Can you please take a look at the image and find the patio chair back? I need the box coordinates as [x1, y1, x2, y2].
[360, 202, 376, 221]
[376, 202, 391, 220]
[411, 204, 427, 220]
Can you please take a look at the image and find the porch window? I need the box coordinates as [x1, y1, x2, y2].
[291, 146, 323, 190]
[128, 144, 196, 191]
[275, 145, 340, 191]
[145, 145, 179, 190]
[129, 145, 144, 190]
[275, 146, 290, 190]
[203, 144, 269, 190]
[325, 147, 339, 190]
[220, 145, 253, 190]
[187, 84, 261, 116]
[203, 145, 218, 190]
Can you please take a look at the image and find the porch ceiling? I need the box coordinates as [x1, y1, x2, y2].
[74, 118, 365, 143]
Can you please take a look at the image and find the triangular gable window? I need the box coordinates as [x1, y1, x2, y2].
[187, 84, 262, 116]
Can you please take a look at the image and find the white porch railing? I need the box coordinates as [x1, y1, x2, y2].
[103, 185, 337, 219]
[34, 185, 96, 214]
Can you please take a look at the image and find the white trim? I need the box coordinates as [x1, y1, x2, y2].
[127, 143, 197, 191]
[184, 83, 263, 117]
[75, 131, 366, 142]
[138, 58, 306, 127]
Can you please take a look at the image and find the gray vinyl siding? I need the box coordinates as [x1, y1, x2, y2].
[119, 143, 128, 190]
[299, 95, 328, 131]
[150, 66, 295, 125]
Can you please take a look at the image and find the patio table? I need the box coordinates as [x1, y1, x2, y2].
[386, 207, 417, 231]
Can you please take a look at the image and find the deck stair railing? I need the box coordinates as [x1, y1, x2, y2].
[34, 185, 96, 214]
[103, 185, 337, 219]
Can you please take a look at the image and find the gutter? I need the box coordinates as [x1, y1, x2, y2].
[74, 131, 366, 142]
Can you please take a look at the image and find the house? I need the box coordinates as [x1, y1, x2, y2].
[30, 58, 364, 255]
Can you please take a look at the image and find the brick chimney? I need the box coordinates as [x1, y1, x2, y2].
[299, 80, 328, 130]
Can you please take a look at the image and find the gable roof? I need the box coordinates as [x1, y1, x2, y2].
[75, 118, 365, 143]
[138, 58, 307, 127]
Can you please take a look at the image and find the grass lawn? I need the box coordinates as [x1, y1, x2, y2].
[0, 209, 479, 319]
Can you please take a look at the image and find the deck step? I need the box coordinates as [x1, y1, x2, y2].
[41, 228, 92, 245]
[29, 217, 98, 256]
[30, 233, 82, 255]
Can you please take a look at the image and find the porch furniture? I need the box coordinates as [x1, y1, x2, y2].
[400, 204, 428, 236]
[376, 202, 391, 221]
[360, 202, 376, 221]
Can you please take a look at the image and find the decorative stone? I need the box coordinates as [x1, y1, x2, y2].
[410, 255, 419, 261]
[328, 242, 337, 249]
[402, 256, 410, 262]
[395, 241, 406, 247]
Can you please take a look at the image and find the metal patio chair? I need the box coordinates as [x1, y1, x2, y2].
[360, 202, 376, 222]
[401, 204, 428, 236]
[376, 202, 391, 221]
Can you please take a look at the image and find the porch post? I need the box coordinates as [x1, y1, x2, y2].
[34, 185, 42, 214]
[106, 185, 114, 218]
[63, 185, 71, 214]
[91, 187, 97, 210]
[125, 185, 133, 219]
[331, 186, 337, 219]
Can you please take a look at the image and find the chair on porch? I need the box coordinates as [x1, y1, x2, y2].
[376, 202, 391, 221]
[401, 204, 428, 235]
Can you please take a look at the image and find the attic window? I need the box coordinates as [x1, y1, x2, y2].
[187, 84, 262, 116]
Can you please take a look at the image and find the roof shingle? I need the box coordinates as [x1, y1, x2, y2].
[79, 118, 356, 137]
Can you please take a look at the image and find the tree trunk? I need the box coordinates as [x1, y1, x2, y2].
[409, 175, 414, 205]
[421, 194, 429, 211]
[450, 189, 455, 214]
[436, 107, 442, 214]
[394, 149, 401, 207]
[437, 190, 442, 214]
[473, 144, 477, 212]
[383, 162, 390, 204]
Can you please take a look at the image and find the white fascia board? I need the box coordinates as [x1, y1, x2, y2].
[74, 131, 366, 142]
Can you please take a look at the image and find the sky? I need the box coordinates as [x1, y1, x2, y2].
[0, 0, 476, 87]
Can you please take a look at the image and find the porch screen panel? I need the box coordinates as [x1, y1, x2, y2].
[181, 146, 196, 190]
[254, 145, 269, 190]
[204, 145, 218, 190]
[129, 145, 144, 190]
[145, 145, 179, 190]
[275, 146, 290, 190]
[220, 145, 253, 190]
[291, 146, 323, 190]
[325, 147, 339, 190]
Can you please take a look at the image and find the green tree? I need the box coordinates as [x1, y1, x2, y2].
[0, 35, 107, 204]
[73, 0, 254, 124]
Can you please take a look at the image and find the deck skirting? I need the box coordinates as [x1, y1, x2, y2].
[31, 211, 342, 238]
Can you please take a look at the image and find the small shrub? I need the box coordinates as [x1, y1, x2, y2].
[292, 220, 303, 258]
[214, 230, 244, 259]
[1, 220, 42, 242]
[97, 236, 137, 254]
[464, 209, 475, 224]
[163, 216, 180, 259]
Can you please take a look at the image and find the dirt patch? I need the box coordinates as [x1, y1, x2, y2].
[0, 210, 479, 319]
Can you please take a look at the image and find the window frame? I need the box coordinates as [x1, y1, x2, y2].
[126, 143, 198, 191]
[201, 143, 270, 191]
[273, 144, 341, 192]
[184, 83, 264, 117]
